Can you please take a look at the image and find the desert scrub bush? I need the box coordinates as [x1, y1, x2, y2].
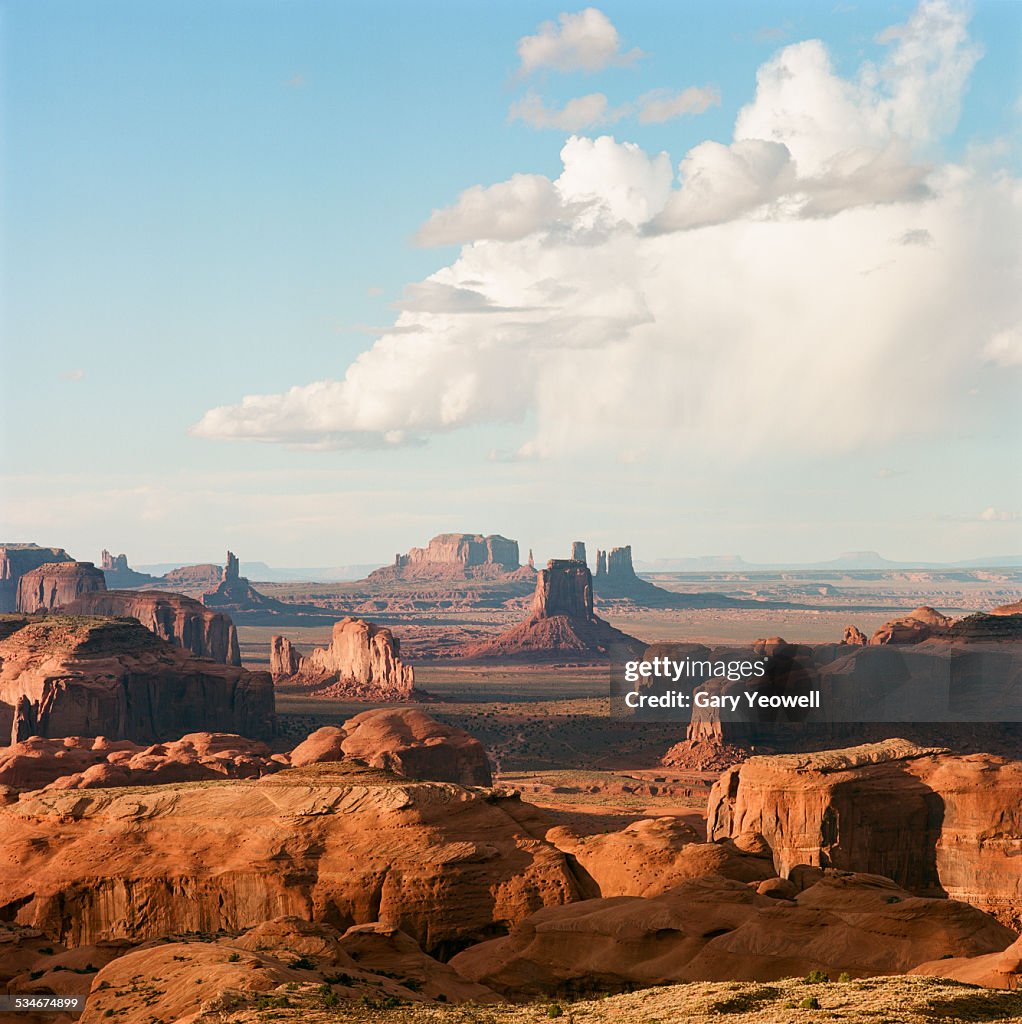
[801, 995, 821, 1009]
[547, 1004, 564, 1018]
[803, 970, 830, 983]
[838, 971, 852, 982]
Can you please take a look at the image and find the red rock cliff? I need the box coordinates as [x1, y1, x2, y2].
[16, 562, 106, 613]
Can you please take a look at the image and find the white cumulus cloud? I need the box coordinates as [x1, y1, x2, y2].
[637, 86, 721, 124]
[508, 90, 623, 131]
[192, 2, 1020, 463]
[517, 8, 641, 75]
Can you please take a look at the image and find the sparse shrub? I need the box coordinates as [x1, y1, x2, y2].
[886, 895, 902, 904]
[227, 951, 241, 963]
[783, 1000, 797, 1009]
[547, 1004, 564, 1019]
[838, 972, 852, 982]
[800, 995, 821, 1009]
[803, 970, 829, 984]
[288, 955, 315, 970]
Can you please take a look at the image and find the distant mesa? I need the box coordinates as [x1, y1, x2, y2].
[371, 533, 529, 582]
[62, 589, 242, 665]
[272, 616, 420, 700]
[15, 561, 106, 613]
[990, 598, 1022, 616]
[0, 544, 74, 612]
[0, 615, 274, 744]
[99, 549, 155, 588]
[459, 557, 642, 661]
[161, 562, 222, 590]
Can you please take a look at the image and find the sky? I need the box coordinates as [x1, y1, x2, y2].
[1, 0, 1020, 568]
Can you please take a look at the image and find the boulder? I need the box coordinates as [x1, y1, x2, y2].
[15, 561, 106, 613]
[289, 725, 347, 767]
[870, 606, 953, 645]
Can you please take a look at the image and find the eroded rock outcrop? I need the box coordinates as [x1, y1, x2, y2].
[450, 870, 1014, 997]
[16, 562, 106, 613]
[272, 617, 417, 699]
[202, 550, 289, 613]
[0, 733, 283, 790]
[842, 625, 868, 645]
[459, 560, 641, 661]
[99, 550, 155, 588]
[0, 617, 275, 743]
[870, 606, 953, 645]
[0, 762, 587, 954]
[61, 590, 241, 665]
[340, 709, 492, 786]
[707, 740, 1022, 929]
[0, 544, 74, 612]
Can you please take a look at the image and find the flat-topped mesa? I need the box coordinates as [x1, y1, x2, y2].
[16, 561, 107, 613]
[375, 533, 521, 581]
[0, 544, 74, 612]
[99, 549, 155, 588]
[533, 559, 594, 620]
[61, 590, 242, 665]
[0, 616, 274, 743]
[272, 617, 418, 700]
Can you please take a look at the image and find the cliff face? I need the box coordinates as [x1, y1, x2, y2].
[272, 617, 416, 700]
[99, 550, 155, 588]
[61, 590, 241, 666]
[0, 617, 274, 744]
[533, 559, 594, 619]
[706, 740, 1022, 930]
[0, 545, 74, 612]
[15, 562, 106, 613]
[373, 533, 521, 582]
[0, 764, 584, 953]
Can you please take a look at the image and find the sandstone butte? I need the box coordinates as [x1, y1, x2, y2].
[0, 761, 589, 956]
[201, 550, 292, 613]
[292, 709, 493, 787]
[0, 544, 74, 613]
[449, 869, 1015, 997]
[15, 561, 106, 613]
[61, 589, 242, 665]
[371, 532, 530, 583]
[707, 739, 1022, 930]
[459, 558, 643, 660]
[271, 616, 417, 699]
[0, 616, 274, 744]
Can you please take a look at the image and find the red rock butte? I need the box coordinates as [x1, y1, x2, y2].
[371, 532, 526, 582]
[15, 561, 106, 613]
[0, 544, 74, 612]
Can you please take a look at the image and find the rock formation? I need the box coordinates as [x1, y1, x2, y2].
[15, 561, 106, 613]
[0, 762, 587, 954]
[706, 740, 1022, 929]
[338, 709, 492, 786]
[450, 870, 1014, 997]
[0, 733, 283, 790]
[0, 616, 274, 744]
[592, 543, 740, 608]
[990, 598, 1022, 616]
[870, 606, 954, 645]
[98, 550, 155, 588]
[271, 617, 417, 699]
[0, 544, 73, 612]
[373, 533, 521, 581]
[910, 934, 1022, 990]
[202, 550, 290, 613]
[842, 625, 868, 645]
[61, 590, 241, 665]
[459, 559, 642, 660]
[570, 541, 587, 563]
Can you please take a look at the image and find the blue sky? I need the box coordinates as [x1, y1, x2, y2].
[2, 1, 1020, 566]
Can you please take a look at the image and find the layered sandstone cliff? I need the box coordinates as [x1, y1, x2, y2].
[0, 616, 274, 743]
[61, 590, 241, 665]
[16, 562, 106, 613]
[372, 533, 522, 582]
[0, 763, 587, 953]
[271, 617, 417, 699]
[0, 545, 74, 612]
[706, 740, 1022, 929]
